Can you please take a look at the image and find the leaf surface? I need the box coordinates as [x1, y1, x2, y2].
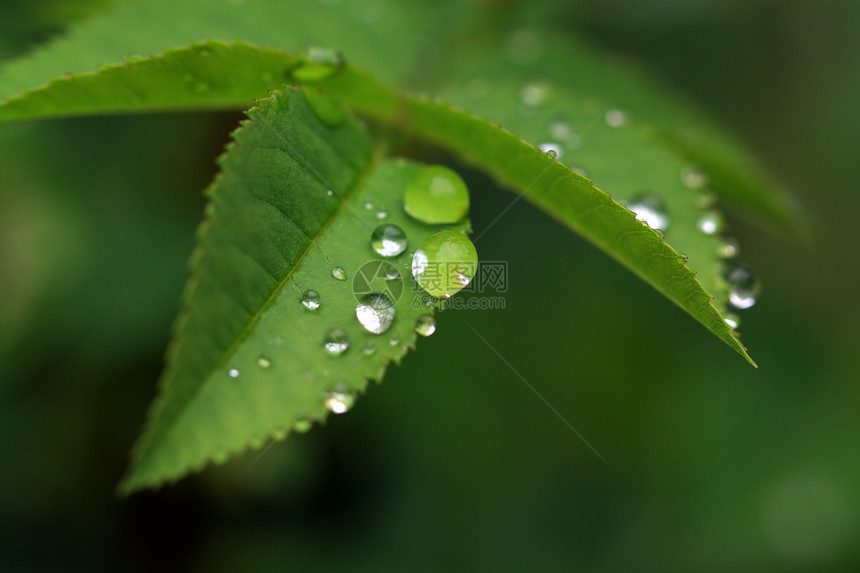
[120, 87, 469, 492]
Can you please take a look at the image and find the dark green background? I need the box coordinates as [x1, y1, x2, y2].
[1, 0, 858, 570]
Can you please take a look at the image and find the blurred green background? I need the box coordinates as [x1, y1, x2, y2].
[1, 0, 858, 571]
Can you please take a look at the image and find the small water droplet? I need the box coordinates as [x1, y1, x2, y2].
[605, 109, 626, 127]
[324, 387, 355, 414]
[415, 315, 436, 337]
[228, 368, 240, 378]
[293, 417, 313, 433]
[370, 224, 408, 257]
[292, 46, 345, 82]
[626, 195, 671, 231]
[724, 312, 740, 329]
[301, 289, 321, 310]
[412, 231, 479, 299]
[273, 428, 288, 441]
[332, 267, 347, 280]
[539, 142, 562, 159]
[389, 335, 400, 346]
[681, 166, 709, 189]
[355, 293, 396, 335]
[718, 237, 740, 258]
[257, 354, 272, 369]
[724, 265, 761, 310]
[376, 211, 387, 219]
[549, 121, 581, 149]
[365, 202, 374, 210]
[403, 165, 470, 224]
[363, 342, 377, 355]
[323, 328, 349, 355]
[697, 211, 724, 235]
[326, 189, 334, 196]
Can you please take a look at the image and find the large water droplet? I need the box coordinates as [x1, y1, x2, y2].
[292, 46, 344, 82]
[697, 211, 724, 235]
[324, 386, 355, 414]
[323, 328, 349, 355]
[355, 293, 396, 335]
[605, 109, 626, 127]
[257, 354, 272, 369]
[301, 289, 321, 310]
[370, 224, 408, 257]
[403, 166, 470, 224]
[626, 195, 671, 231]
[228, 368, 240, 379]
[332, 267, 347, 281]
[539, 142, 563, 159]
[411, 230, 479, 299]
[724, 265, 761, 310]
[415, 315, 436, 337]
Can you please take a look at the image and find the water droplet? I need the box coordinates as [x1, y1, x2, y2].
[324, 387, 355, 414]
[355, 293, 396, 334]
[326, 189, 334, 196]
[364, 202, 374, 210]
[272, 427, 288, 441]
[626, 195, 671, 231]
[389, 335, 400, 346]
[724, 312, 740, 329]
[415, 315, 436, 337]
[411, 230, 479, 299]
[697, 211, 724, 235]
[385, 267, 400, 280]
[370, 224, 408, 257]
[301, 289, 321, 310]
[548, 121, 581, 149]
[332, 267, 347, 280]
[681, 166, 709, 189]
[300, 86, 346, 127]
[257, 354, 272, 369]
[724, 265, 761, 310]
[718, 237, 740, 258]
[539, 142, 563, 159]
[293, 418, 313, 433]
[376, 211, 387, 219]
[228, 368, 240, 378]
[520, 82, 549, 109]
[363, 342, 377, 355]
[605, 109, 626, 127]
[292, 46, 344, 82]
[403, 166, 470, 224]
[323, 328, 349, 355]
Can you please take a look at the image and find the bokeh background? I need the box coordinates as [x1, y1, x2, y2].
[1, 0, 858, 570]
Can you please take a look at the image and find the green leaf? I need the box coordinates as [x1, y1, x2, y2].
[120, 87, 470, 493]
[0, 41, 754, 365]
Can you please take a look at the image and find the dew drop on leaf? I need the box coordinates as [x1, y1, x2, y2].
[228, 368, 240, 379]
[257, 354, 272, 369]
[323, 328, 349, 355]
[724, 312, 740, 329]
[326, 189, 334, 196]
[539, 142, 562, 159]
[520, 82, 549, 109]
[301, 289, 321, 310]
[626, 195, 671, 231]
[370, 224, 408, 257]
[415, 315, 436, 337]
[403, 165, 470, 224]
[324, 387, 355, 414]
[388, 335, 400, 346]
[725, 265, 761, 310]
[363, 342, 376, 356]
[355, 293, 396, 335]
[411, 230, 478, 299]
[697, 211, 724, 235]
[718, 237, 740, 258]
[376, 211, 388, 219]
[332, 267, 347, 281]
[291, 46, 344, 82]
